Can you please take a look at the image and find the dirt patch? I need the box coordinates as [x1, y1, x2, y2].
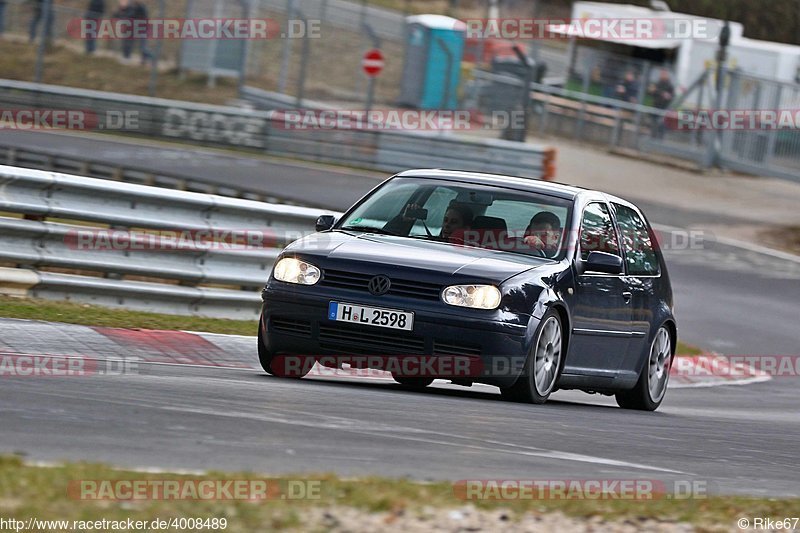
[759, 226, 800, 256]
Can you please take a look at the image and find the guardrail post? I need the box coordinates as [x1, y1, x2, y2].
[611, 109, 622, 147]
[763, 85, 783, 166]
[296, 9, 311, 107]
[148, 0, 167, 97]
[575, 63, 591, 140]
[33, 0, 53, 83]
[538, 93, 551, 135]
[633, 63, 650, 150]
[278, 0, 296, 94]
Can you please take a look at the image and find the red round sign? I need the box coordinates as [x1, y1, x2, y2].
[362, 49, 385, 77]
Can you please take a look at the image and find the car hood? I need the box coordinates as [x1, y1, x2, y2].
[284, 231, 551, 283]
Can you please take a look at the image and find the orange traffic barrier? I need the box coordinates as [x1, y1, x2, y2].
[541, 147, 557, 181]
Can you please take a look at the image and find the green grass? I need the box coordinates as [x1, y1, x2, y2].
[0, 295, 257, 336]
[676, 341, 703, 356]
[0, 455, 797, 531]
[0, 295, 703, 355]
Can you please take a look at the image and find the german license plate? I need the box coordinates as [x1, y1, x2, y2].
[328, 302, 414, 331]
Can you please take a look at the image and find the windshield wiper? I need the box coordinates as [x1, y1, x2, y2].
[339, 225, 397, 236]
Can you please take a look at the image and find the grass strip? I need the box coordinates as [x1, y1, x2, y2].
[0, 456, 797, 532]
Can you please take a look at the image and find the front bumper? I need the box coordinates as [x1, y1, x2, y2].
[260, 284, 532, 387]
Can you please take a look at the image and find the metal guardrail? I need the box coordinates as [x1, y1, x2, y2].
[0, 145, 297, 204]
[0, 165, 339, 319]
[0, 79, 553, 179]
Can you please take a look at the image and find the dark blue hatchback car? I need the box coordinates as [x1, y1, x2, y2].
[259, 170, 677, 411]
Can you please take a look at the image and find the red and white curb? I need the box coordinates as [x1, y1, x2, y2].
[0, 319, 771, 389]
[670, 355, 772, 388]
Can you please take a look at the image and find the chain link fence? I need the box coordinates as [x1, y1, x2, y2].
[719, 71, 800, 177]
[1, 0, 797, 181]
[465, 61, 800, 181]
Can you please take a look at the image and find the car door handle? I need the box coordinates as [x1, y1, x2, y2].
[622, 292, 632, 303]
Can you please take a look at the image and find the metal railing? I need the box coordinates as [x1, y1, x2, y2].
[467, 68, 800, 183]
[0, 145, 302, 205]
[0, 79, 553, 179]
[0, 165, 339, 319]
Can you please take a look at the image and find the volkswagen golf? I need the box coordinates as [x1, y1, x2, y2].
[258, 170, 677, 411]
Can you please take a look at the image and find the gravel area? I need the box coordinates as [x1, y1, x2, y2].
[296, 506, 697, 532]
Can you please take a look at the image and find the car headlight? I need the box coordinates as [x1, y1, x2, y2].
[442, 285, 502, 310]
[273, 258, 321, 285]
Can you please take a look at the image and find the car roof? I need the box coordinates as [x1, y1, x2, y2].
[394, 169, 593, 201]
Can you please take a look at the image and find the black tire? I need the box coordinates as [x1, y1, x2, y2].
[500, 310, 564, 404]
[257, 324, 276, 375]
[392, 375, 434, 388]
[616, 325, 672, 411]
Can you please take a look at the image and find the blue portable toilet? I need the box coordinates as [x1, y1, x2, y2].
[399, 15, 466, 110]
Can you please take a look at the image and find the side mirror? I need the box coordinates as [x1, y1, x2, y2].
[584, 251, 623, 275]
[315, 215, 336, 232]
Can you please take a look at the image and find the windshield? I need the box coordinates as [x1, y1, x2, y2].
[337, 177, 573, 260]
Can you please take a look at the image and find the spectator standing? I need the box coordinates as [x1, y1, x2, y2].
[649, 68, 675, 109]
[615, 70, 640, 104]
[29, 0, 55, 44]
[648, 68, 675, 138]
[114, 0, 152, 64]
[132, 0, 152, 64]
[84, 0, 105, 54]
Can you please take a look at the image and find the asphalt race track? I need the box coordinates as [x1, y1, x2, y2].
[1, 131, 799, 498]
[0, 130, 382, 210]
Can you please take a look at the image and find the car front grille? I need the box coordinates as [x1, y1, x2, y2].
[318, 323, 426, 355]
[271, 317, 312, 337]
[433, 340, 483, 357]
[270, 316, 484, 359]
[321, 269, 442, 301]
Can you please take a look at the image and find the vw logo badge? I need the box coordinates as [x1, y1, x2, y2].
[368, 275, 391, 296]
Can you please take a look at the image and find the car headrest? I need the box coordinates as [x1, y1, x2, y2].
[471, 216, 508, 232]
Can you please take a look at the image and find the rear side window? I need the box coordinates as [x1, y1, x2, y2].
[579, 202, 621, 261]
[613, 204, 660, 276]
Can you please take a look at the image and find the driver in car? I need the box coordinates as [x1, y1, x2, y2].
[523, 211, 562, 255]
[441, 204, 474, 241]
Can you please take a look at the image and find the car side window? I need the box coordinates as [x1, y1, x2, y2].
[579, 202, 621, 262]
[613, 204, 660, 276]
